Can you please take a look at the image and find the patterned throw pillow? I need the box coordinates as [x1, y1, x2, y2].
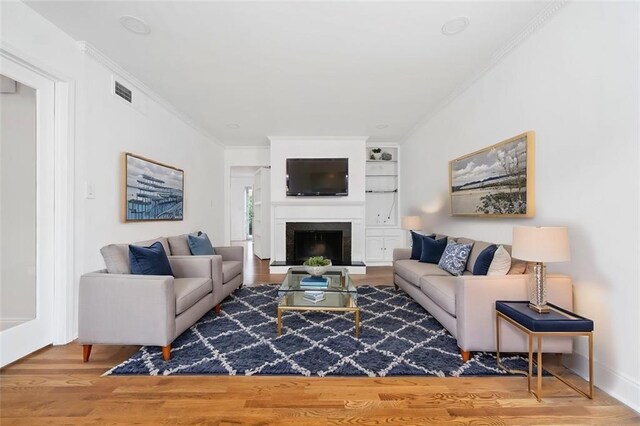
[438, 241, 473, 276]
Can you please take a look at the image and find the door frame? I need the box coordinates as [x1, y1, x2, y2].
[1, 43, 76, 348]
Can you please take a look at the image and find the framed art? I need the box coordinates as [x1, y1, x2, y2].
[449, 131, 535, 217]
[122, 153, 184, 222]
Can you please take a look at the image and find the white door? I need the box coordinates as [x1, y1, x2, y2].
[365, 236, 384, 262]
[0, 58, 55, 366]
[383, 236, 402, 262]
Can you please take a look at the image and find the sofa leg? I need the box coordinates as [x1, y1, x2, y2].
[162, 345, 171, 361]
[394, 283, 398, 291]
[82, 344, 92, 362]
[460, 348, 471, 363]
[215, 304, 221, 315]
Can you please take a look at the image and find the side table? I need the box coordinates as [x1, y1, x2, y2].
[495, 301, 594, 401]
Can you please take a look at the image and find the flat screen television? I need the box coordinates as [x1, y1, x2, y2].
[286, 158, 349, 196]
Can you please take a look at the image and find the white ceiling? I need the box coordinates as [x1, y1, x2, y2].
[26, 1, 556, 146]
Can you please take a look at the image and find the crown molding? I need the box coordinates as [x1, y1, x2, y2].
[224, 145, 270, 150]
[267, 136, 369, 142]
[399, 0, 568, 145]
[77, 41, 224, 148]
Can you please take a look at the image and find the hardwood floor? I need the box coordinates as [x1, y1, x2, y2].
[2, 245, 638, 425]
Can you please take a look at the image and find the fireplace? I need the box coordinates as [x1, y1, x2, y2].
[286, 222, 352, 265]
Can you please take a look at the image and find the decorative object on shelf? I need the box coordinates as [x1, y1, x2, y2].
[303, 256, 332, 276]
[511, 226, 570, 313]
[123, 153, 184, 222]
[449, 131, 535, 217]
[371, 148, 382, 160]
[381, 152, 393, 161]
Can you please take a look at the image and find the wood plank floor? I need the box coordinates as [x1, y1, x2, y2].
[2, 244, 638, 425]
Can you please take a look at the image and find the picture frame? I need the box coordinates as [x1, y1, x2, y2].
[122, 152, 184, 222]
[449, 131, 535, 217]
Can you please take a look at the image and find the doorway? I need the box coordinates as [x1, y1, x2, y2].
[244, 185, 253, 240]
[0, 61, 56, 366]
[229, 166, 259, 242]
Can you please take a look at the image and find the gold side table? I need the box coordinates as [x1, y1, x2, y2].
[495, 301, 594, 401]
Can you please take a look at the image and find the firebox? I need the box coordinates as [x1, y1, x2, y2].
[286, 222, 352, 265]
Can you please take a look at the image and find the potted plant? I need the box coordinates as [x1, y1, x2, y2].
[303, 256, 332, 276]
[371, 148, 382, 160]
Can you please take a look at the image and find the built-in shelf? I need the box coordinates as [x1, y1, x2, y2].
[366, 189, 398, 193]
[366, 160, 397, 163]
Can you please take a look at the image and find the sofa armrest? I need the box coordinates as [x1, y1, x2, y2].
[393, 248, 411, 262]
[78, 272, 176, 346]
[455, 273, 573, 353]
[213, 246, 244, 263]
[168, 256, 214, 279]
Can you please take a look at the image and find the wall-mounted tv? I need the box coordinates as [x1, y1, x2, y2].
[286, 158, 349, 196]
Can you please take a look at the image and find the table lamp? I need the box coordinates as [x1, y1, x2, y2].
[401, 216, 423, 246]
[512, 226, 570, 313]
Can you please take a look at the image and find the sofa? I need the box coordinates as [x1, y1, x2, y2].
[79, 234, 243, 362]
[393, 234, 573, 361]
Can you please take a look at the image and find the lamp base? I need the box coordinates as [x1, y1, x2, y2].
[528, 302, 550, 314]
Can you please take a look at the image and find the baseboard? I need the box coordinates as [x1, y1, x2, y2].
[565, 352, 640, 413]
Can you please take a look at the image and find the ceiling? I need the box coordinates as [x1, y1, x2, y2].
[26, 1, 556, 147]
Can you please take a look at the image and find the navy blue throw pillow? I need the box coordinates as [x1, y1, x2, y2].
[129, 241, 173, 276]
[410, 231, 435, 260]
[188, 232, 215, 255]
[473, 244, 498, 275]
[419, 237, 448, 264]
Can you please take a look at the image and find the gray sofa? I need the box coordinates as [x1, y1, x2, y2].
[393, 235, 573, 361]
[79, 235, 243, 362]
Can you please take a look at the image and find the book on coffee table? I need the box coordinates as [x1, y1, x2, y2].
[300, 276, 329, 289]
[303, 290, 326, 303]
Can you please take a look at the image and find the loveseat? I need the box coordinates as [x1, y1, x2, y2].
[393, 234, 573, 361]
[79, 234, 243, 362]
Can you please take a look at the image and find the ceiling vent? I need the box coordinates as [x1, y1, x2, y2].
[114, 80, 132, 103]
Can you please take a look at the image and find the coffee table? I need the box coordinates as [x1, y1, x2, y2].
[277, 267, 359, 337]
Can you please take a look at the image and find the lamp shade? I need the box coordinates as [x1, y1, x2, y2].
[401, 216, 422, 230]
[512, 226, 570, 263]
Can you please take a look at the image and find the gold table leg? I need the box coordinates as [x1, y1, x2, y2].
[355, 309, 360, 338]
[528, 334, 533, 393]
[277, 308, 282, 336]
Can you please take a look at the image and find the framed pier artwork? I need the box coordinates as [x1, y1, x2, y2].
[122, 153, 184, 222]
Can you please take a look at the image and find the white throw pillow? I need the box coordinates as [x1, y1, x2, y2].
[487, 245, 511, 275]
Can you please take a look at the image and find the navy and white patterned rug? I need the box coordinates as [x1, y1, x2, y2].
[106, 285, 535, 377]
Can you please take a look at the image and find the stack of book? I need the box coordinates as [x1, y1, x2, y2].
[303, 290, 325, 304]
[300, 275, 329, 289]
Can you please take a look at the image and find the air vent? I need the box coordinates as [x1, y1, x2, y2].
[114, 81, 132, 103]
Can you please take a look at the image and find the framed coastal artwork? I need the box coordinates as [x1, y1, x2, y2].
[122, 153, 184, 222]
[449, 131, 535, 217]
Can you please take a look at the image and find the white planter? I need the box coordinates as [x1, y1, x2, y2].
[372, 153, 382, 160]
[304, 261, 332, 276]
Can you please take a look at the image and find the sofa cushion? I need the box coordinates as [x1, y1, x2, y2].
[188, 232, 215, 255]
[438, 241, 473, 276]
[129, 242, 174, 276]
[488, 245, 511, 275]
[465, 240, 494, 273]
[174, 277, 212, 315]
[394, 259, 451, 286]
[222, 260, 242, 283]
[100, 243, 130, 274]
[168, 234, 191, 256]
[473, 244, 498, 275]
[410, 231, 434, 260]
[419, 237, 448, 264]
[419, 275, 457, 317]
[133, 237, 170, 257]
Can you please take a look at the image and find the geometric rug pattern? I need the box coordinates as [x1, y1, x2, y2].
[106, 285, 535, 377]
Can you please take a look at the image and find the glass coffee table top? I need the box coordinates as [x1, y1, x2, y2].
[278, 267, 357, 309]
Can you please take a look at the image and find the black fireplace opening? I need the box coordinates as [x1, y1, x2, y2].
[286, 222, 352, 266]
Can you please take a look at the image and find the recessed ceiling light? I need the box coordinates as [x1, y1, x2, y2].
[120, 15, 151, 35]
[376, 124, 389, 129]
[441, 17, 470, 36]
[226, 123, 240, 129]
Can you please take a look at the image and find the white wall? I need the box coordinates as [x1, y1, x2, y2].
[229, 173, 255, 240]
[0, 80, 37, 325]
[400, 2, 639, 410]
[2, 2, 226, 339]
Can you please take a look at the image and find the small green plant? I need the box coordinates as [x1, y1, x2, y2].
[303, 256, 331, 266]
[372, 148, 382, 154]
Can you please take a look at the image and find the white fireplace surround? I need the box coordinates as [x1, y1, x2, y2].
[270, 201, 366, 274]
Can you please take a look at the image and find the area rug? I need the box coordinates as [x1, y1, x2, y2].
[106, 285, 536, 377]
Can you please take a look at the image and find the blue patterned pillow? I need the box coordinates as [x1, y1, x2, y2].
[410, 231, 435, 260]
[438, 241, 473, 276]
